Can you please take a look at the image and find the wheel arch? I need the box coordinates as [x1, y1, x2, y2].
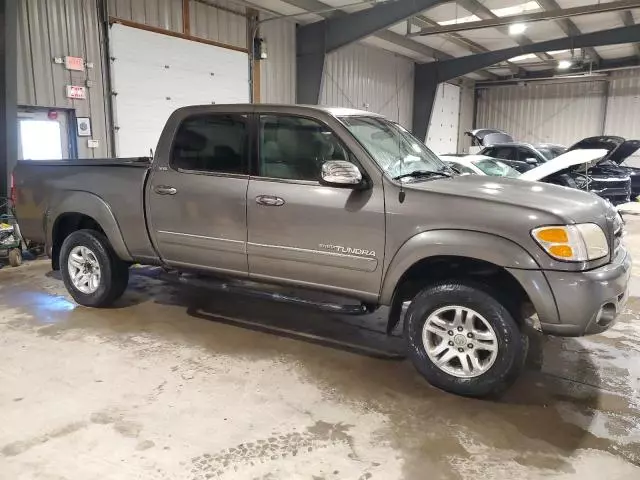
[49, 192, 132, 270]
[381, 230, 542, 334]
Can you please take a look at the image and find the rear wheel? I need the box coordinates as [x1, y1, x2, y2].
[405, 280, 527, 397]
[60, 229, 129, 307]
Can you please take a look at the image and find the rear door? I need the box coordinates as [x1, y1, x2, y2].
[146, 111, 250, 275]
[246, 113, 385, 299]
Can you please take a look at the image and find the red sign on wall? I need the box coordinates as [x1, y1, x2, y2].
[65, 56, 84, 71]
[66, 85, 87, 100]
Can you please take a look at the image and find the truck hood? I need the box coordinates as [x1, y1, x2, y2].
[465, 129, 514, 146]
[405, 173, 606, 224]
[518, 149, 609, 181]
[567, 136, 640, 165]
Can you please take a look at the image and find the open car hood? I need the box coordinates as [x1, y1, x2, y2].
[567, 136, 640, 165]
[465, 129, 514, 146]
[519, 149, 609, 181]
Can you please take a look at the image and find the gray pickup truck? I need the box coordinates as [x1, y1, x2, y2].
[14, 105, 631, 397]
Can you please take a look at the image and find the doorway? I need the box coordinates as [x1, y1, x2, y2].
[18, 108, 72, 160]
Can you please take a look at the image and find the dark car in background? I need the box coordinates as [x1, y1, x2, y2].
[521, 136, 640, 205]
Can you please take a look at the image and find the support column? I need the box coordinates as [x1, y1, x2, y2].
[296, 22, 326, 104]
[411, 65, 439, 142]
[0, 0, 17, 203]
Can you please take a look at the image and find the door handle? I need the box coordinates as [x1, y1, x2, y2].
[154, 185, 177, 195]
[255, 195, 285, 207]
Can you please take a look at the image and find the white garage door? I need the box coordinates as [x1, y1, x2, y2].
[426, 83, 461, 155]
[110, 24, 249, 157]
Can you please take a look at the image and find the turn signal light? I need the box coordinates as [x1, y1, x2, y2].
[548, 245, 573, 258]
[535, 227, 568, 243]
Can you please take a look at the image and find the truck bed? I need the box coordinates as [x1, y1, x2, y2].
[13, 158, 157, 260]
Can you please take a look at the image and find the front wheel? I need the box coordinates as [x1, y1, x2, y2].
[405, 280, 528, 397]
[60, 229, 129, 307]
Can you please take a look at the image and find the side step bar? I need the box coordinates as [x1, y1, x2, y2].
[157, 271, 375, 316]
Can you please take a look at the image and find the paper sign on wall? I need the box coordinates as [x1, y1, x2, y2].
[66, 85, 87, 100]
[65, 56, 84, 71]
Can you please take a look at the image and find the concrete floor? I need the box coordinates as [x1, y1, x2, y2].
[1, 224, 640, 480]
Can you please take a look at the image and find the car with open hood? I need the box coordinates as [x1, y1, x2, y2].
[520, 136, 640, 205]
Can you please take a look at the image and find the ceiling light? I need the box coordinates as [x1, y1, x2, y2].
[558, 60, 572, 69]
[509, 23, 527, 35]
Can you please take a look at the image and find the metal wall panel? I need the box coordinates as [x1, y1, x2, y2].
[17, 0, 110, 158]
[426, 83, 461, 154]
[190, 0, 247, 49]
[605, 70, 640, 139]
[108, 0, 183, 33]
[320, 43, 414, 128]
[476, 80, 607, 147]
[260, 18, 296, 104]
[457, 79, 475, 153]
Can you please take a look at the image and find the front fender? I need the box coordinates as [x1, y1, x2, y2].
[379, 230, 539, 305]
[48, 191, 133, 262]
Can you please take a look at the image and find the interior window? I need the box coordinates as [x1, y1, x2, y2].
[517, 147, 536, 161]
[493, 147, 516, 160]
[259, 115, 348, 181]
[171, 114, 248, 174]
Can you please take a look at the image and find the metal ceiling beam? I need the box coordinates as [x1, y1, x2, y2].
[455, 0, 553, 63]
[411, 15, 513, 76]
[478, 55, 640, 85]
[620, 10, 640, 58]
[411, 24, 640, 140]
[536, 0, 601, 65]
[411, 0, 640, 36]
[294, 0, 451, 103]
[282, 0, 452, 60]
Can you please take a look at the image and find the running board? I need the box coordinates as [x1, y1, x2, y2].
[157, 271, 373, 315]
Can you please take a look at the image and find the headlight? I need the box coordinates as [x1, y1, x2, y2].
[531, 224, 608, 261]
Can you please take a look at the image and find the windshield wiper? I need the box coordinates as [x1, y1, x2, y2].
[393, 169, 452, 181]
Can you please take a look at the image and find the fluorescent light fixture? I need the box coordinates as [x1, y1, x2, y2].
[558, 59, 573, 69]
[509, 23, 527, 35]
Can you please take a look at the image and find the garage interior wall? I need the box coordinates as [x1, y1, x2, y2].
[457, 79, 475, 154]
[259, 18, 296, 104]
[320, 43, 414, 128]
[426, 82, 461, 155]
[17, 0, 111, 158]
[475, 79, 609, 148]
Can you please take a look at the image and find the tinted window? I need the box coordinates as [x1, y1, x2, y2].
[171, 114, 248, 174]
[537, 147, 565, 160]
[491, 147, 517, 161]
[259, 115, 349, 181]
[517, 147, 537, 162]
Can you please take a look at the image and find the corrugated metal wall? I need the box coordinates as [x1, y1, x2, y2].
[17, 0, 110, 158]
[475, 80, 608, 147]
[604, 70, 640, 139]
[107, 0, 184, 33]
[107, 0, 247, 49]
[260, 18, 296, 104]
[320, 43, 414, 128]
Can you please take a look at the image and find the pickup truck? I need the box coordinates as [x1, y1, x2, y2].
[14, 104, 631, 398]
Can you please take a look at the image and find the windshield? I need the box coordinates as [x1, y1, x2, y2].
[473, 159, 520, 178]
[339, 116, 449, 179]
[536, 146, 565, 160]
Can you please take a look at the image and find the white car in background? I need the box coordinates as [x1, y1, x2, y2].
[440, 154, 520, 178]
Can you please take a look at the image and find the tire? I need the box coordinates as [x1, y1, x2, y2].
[60, 229, 129, 307]
[8, 249, 22, 267]
[405, 280, 528, 398]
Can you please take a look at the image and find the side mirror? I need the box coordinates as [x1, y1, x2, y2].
[526, 157, 538, 165]
[320, 160, 363, 188]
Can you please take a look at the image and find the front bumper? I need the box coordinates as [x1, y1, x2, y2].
[540, 246, 631, 336]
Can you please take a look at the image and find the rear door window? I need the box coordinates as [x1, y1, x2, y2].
[171, 114, 249, 174]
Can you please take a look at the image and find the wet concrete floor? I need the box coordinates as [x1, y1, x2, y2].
[1, 223, 640, 479]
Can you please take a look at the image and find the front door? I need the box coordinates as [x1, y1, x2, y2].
[247, 114, 385, 299]
[146, 112, 250, 275]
